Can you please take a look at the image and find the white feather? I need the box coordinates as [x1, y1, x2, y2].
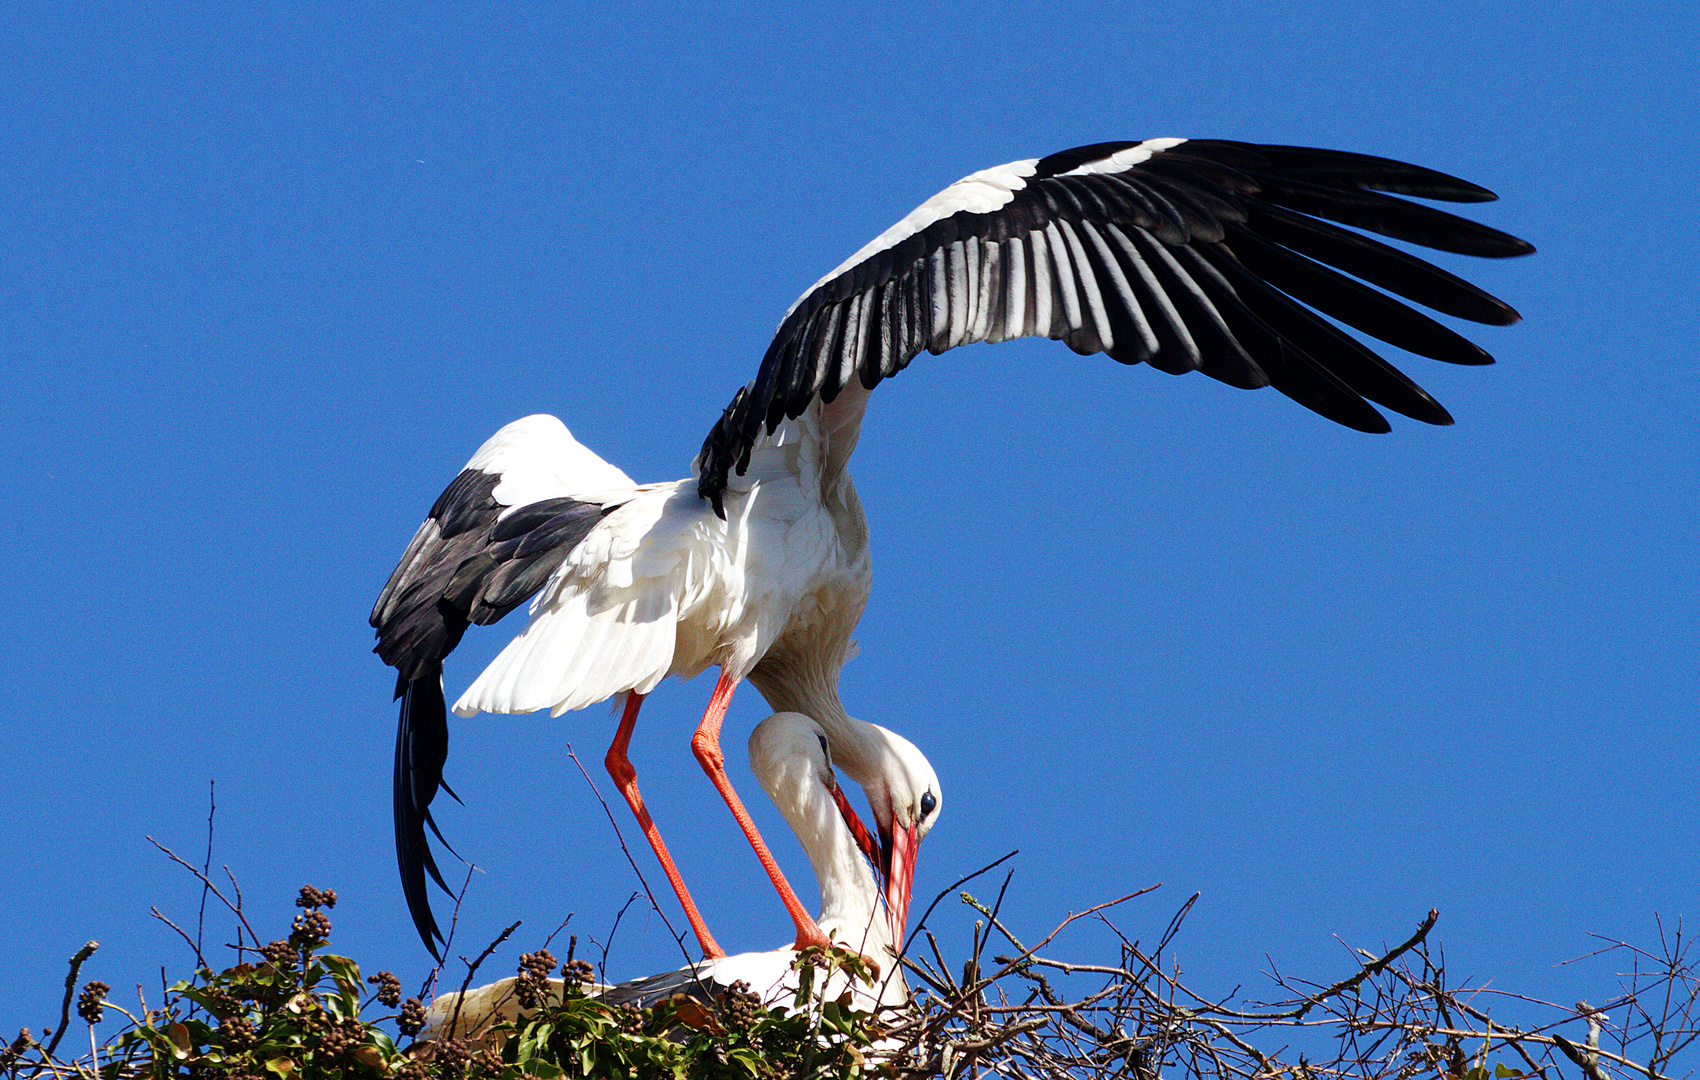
[1056, 137, 1187, 177]
[462, 414, 636, 510]
[782, 158, 1040, 322]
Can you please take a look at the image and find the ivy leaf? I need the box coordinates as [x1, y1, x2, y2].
[672, 997, 726, 1035]
[351, 1045, 386, 1071]
[318, 954, 362, 992]
[166, 1022, 194, 1060]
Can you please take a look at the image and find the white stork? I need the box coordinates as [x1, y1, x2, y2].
[372, 137, 1531, 959]
[591, 712, 933, 1010]
[420, 712, 939, 1040]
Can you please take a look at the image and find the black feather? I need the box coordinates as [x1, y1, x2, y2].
[394, 673, 450, 960]
[693, 138, 1532, 506]
[1225, 224, 1495, 365]
[1208, 141, 1502, 202]
[1245, 203, 1522, 325]
[1248, 174, 1535, 257]
[1188, 246, 1393, 433]
[374, 466, 616, 956]
[1207, 245, 1455, 425]
[1031, 141, 1141, 179]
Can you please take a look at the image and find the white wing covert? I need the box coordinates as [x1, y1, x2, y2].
[452, 482, 722, 718]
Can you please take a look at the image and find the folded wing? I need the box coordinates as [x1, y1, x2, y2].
[370, 414, 635, 956]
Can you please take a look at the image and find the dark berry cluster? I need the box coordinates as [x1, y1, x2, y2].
[468, 1047, 503, 1077]
[218, 1015, 257, 1051]
[296, 993, 332, 1033]
[428, 1036, 471, 1079]
[615, 1002, 645, 1034]
[290, 909, 332, 947]
[199, 985, 241, 1019]
[76, 981, 110, 1024]
[316, 1018, 366, 1059]
[563, 958, 595, 986]
[718, 980, 762, 1030]
[259, 940, 298, 969]
[393, 1060, 431, 1080]
[367, 970, 403, 1008]
[514, 949, 557, 1009]
[397, 997, 428, 1038]
[295, 885, 338, 910]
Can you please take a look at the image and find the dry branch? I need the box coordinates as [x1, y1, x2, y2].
[877, 893, 1699, 1080]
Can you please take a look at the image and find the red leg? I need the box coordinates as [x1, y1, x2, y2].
[690, 672, 832, 951]
[604, 691, 726, 959]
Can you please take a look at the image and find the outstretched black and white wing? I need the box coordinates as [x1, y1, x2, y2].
[371, 415, 631, 956]
[697, 138, 1534, 508]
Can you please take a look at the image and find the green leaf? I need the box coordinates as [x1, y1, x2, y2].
[318, 954, 362, 992]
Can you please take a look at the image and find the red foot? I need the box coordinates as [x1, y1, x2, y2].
[792, 918, 833, 952]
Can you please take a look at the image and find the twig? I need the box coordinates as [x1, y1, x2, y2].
[597, 893, 641, 987]
[144, 839, 259, 947]
[223, 867, 247, 962]
[148, 908, 207, 972]
[422, 867, 478, 1000]
[44, 942, 97, 1058]
[448, 920, 521, 1040]
[1291, 909, 1439, 1020]
[562, 743, 693, 969]
[904, 850, 1021, 958]
[197, 781, 215, 964]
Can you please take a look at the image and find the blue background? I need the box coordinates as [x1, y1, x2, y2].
[2, 0, 1695, 1052]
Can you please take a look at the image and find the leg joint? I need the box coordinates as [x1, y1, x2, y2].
[690, 730, 725, 771]
[604, 747, 637, 787]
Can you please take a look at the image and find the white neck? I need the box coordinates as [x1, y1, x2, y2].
[748, 716, 892, 957]
[749, 668, 886, 793]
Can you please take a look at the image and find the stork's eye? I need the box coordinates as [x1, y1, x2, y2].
[920, 792, 937, 817]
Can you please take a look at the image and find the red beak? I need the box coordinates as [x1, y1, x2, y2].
[879, 820, 919, 952]
[828, 782, 919, 951]
[829, 782, 881, 869]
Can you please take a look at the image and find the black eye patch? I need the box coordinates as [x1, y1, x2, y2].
[921, 792, 937, 816]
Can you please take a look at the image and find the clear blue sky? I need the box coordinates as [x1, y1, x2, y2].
[3, 0, 1695, 1046]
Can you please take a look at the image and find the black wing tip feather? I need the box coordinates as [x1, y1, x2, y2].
[1202, 141, 1503, 203]
[395, 673, 451, 960]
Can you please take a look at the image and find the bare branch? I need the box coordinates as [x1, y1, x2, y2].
[562, 743, 693, 970]
[447, 920, 521, 1040]
[43, 942, 98, 1059]
[887, 892, 1699, 1080]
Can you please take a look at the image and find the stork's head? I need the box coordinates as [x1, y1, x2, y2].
[854, 724, 943, 954]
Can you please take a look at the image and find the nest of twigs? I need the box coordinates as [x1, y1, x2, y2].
[7, 845, 1696, 1080]
[874, 865, 1698, 1080]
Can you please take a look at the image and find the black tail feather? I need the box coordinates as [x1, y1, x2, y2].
[394, 672, 452, 960]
